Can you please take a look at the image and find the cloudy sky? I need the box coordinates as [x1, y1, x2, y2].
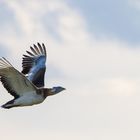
[1, 0, 140, 139]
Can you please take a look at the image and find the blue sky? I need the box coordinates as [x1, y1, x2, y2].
[1, 0, 140, 140]
[67, 0, 140, 44]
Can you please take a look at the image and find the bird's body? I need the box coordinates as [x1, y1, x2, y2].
[0, 43, 65, 109]
[6, 91, 44, 108]
[15, 91, 43, 106]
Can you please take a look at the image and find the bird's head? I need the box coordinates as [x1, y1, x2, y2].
[49, 86, 66, 96]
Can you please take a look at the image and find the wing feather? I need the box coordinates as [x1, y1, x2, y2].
[22, 43, 47, 87]
[30, 46, 38, 55]
[0, 58, 37, 98]
[33, 44, 41, 54]
[38, 43, 44, 54]
[26, 51, 34, 56]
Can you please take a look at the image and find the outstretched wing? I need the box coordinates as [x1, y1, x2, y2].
[22, 43, 47, 87]
[0, 58, 37, 98]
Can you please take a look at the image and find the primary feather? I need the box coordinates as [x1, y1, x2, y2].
[22, 43, 47, 87]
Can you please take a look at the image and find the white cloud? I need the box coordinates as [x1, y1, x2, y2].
[0, 0, 140, 140]
[129, 0, 140, 10]
[1, 0, 140, 95]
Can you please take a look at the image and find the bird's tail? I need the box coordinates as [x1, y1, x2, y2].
[1, 99, 17, 109]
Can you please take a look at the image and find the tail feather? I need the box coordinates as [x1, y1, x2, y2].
[1, 99, 16, 109]
[1, 104, 13, 109]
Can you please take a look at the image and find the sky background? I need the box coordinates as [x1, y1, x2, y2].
[1, 0, 140, 139]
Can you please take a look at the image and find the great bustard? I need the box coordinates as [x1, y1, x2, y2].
[0, 43, 65, 109]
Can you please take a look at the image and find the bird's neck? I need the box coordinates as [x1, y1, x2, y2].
[39, 88, 53, 98]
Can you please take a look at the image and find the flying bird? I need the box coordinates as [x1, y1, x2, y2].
[0, 43, 65, 109]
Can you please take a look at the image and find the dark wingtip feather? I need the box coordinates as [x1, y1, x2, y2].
[42, 43, 47, 56]
[21, 42, 47, 76]
[26, 51, 34, 56]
